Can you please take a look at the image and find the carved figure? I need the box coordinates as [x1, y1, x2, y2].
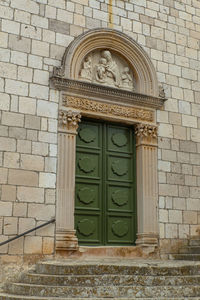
[96, 58, 107, 83]
[121, 67, 134, 91]
[80, 56, 92, 81]
[101, 50, 121, 87]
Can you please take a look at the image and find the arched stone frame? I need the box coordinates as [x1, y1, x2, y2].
[51, 29, 166, 253]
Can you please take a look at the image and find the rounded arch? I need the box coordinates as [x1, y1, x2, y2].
[60, 28, 159, 97]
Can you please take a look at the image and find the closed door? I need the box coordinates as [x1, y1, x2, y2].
[75, 119, 136, 245]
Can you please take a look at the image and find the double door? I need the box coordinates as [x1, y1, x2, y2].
[75, 119, 136, 245]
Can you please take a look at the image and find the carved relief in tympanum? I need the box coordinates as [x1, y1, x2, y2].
[79, 50, 136, 92]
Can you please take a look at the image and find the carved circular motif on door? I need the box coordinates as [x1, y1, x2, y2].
[79, 128, 96, 143]
[78, 157, 96, 173]
[78, 187, 95, 205]
[112, 133, 128, 147]
[77, 219, 95, 237]
[111, 220, 129, 237]
[111, 190, 128, 206]
[111, 160, 128, 176]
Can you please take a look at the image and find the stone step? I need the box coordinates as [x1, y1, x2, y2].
[1, 295, 200, 300]
[179, 246, 200, 254]
[190, 239, 200, 246]
[5, 283, 200, 298]
[173, 254, 200, 261]
[35, 262, 200, 276]
[20, 272, 200, 286]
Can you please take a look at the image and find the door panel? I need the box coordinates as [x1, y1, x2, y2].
[75, 120, 136, 246]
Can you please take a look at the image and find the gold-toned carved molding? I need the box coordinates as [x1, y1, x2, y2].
[63, 96, 154, 123]
[59, 110, 81, 133]
[135, 123, 158, 138]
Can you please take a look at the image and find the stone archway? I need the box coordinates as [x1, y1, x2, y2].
[51, 29, 165, 253]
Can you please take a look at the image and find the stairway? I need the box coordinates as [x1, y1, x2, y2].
[173, 236, 200, 261]
[1, 259, 200, 299]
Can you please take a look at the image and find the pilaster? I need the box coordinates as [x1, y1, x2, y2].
[135, 124, 159, 248]
[56, 110, 81, 252]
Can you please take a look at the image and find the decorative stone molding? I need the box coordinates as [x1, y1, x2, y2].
[52, 28, 160, 97]
[63, 96, 154, 123]
[135, 124, 158, 138]
[59, 110, 81, 133]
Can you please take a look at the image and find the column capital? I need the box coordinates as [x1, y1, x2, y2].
[59, 110, 81, 134]
[135, 123, 158, 146]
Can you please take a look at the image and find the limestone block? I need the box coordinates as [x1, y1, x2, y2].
[25, 115, 40, 130]
[182, 115, 197, 128]
[159, 184, 178, 196]
[45, 5, 57, 18]
[17, 187, 44, 203]
[39, 172, 56, 188]
[166, 224, 178, 238]
[9, 127, 26, 140]
[185, 175, 197, 186]
[0, 168, 8, 184]
[43, 29, 56, 44]
[169, 210, 182, 223]
[191, 129, 200, 142]
[38, 132, 57, 144]
[56, 33, 74, 47]
[86, 17, 101, 29]
[5, 79, 28, 96]
[48, 119, 58, 133]
[190, 187, 200, 199]
[20, 154, 44, 171]
[27, 130, 37, 141]
[0, 32, 8, 48]
[19, 97, 36, 115]
[45, 157, 56, 173]
[151, 26, 164, 39]
[0, 48, 10, 63]
[190, 153, 200, 165]
[158, 137, 171, 149]
[32, 142, 48, 156]
[158, 160, 171, 172]
[18, 66, 33, 83]
[178, 224, 189, 239]
[50, 44, 65, 60]
[121, 17, 132, 31]
[167, 173, 184, 185]
[42, 237, 54, 254]
[8, 237, 24, 254]
[159, 209, 168, 222]
[177, 152, 190, 164]
[37, 100, 58, 119]
[11, 0, 39, 14]
[0, 62, 17, 79]
[9, 34, 31, 53]
[11, 51, 28, 66]
[4, 152, 19, 169]
[164, 98, 178, 113]
[36, 221, 54, 236]
[162, 150, 177, 162]
[2, 112, 24, 127]
[173, 197, 186, 210]
[28, 54, 43, 69]
[157, 110, 169, 123]
[0, 93, 10, 111]
[4, 217, 18, 235]
[158, 123, 173, 138]
[193, 165, 200, 176]
[0, 236, 8, 254]
[179, 186, 189, 198]
[45, 189, 56, 204]
[183, 211, 197, 224]
[8, 169, 38, 187]
[2, 19, 20, 35]
[29, 84, 49, 100]
[93, 9, 108, 21]
[28, 203, 55, 220]
[0, 201, 12, 216]
[19, 217, 35, 234]
[24, 236, 42, 254]
[171, 140, 180, 151]
[186, 198, 200, 211]
[174, 125, 187, 140]
[182, 67, 197, 81]
[32, 40, 49, 57]
[0, 137, 16, 151]
[14, 10, 31, 24]
[182, 164, 192, 175]
[190, 225, 200, 236]
[31, 14, 48, 29]
[48, 0, 65, 8]
[13, 203, 27, 217]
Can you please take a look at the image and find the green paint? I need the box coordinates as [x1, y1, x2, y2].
[75, 119, 136, 245]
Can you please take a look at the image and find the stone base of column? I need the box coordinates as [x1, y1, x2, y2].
[136, 233, 158, 247]
[56, 230, 79, 252]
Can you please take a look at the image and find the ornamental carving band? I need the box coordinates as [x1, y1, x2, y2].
[59, 110, 81, 131]
[135, 124, 158, 138]
[63, 96, 154, 122]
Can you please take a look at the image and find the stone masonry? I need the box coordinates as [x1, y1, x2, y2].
[0, 0, 200, 259]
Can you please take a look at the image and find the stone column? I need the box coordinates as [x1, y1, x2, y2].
[56, 110, 81, 251]
[135, 124, 159, 247]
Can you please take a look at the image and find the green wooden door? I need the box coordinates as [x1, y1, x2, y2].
[75, 119, 136, 245]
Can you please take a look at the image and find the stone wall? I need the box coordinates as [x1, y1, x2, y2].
[0, 0, 200, 258]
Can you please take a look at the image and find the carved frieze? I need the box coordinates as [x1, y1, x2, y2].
[63, 96, 154, 123]
[79, 50, 135, 92]
[59, 110, 81, 133]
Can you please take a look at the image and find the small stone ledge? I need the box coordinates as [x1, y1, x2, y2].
[51, 77, 166, 110]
